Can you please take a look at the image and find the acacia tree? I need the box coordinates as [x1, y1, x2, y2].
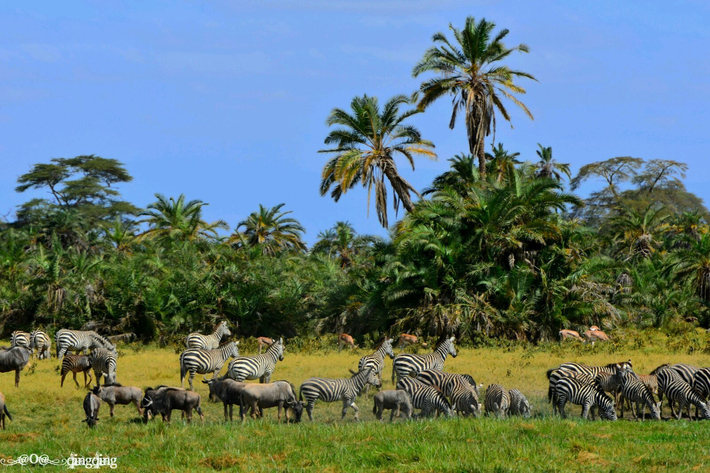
[413, 17, 535, 176]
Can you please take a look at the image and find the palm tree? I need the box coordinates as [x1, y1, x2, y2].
[139, 194, 227, 243]
[486, 143, 521, 184]
[610, 205, 668, 260]
[231, 203, 306, 255]
[319, 94, 436, 228]
[413, 17, 535, 176]
[312, 221, 381, 269]
[535, 144, 571, 181]
[423, 153, 478, 196]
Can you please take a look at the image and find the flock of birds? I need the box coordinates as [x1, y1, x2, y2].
[1, 322, 710, 430]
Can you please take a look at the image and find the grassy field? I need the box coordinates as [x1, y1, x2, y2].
[1, 334, 710, 472]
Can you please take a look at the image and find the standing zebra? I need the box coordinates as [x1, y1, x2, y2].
[299, 367, 381, 421]
[508, 389, 532, 418]
[30, 330, 51, 360]
[484, 384, 510, 418]
[396, 377, 454, 418]
[391, 337, 457, 383]
[555, 376, 617, 420]
[10, 331, 31, 349]
[692, 368, 710, 405]
[89, 347, 118, 387]
[555, 360, 633, 378]
[180, 341, 240, 391]
[616, 371, 660, 421]
[186, 321, 231, 350]
[653, 365, 710, 420]
[227, 338, 284, 383]
[416, 370, 479, 416]
[56, 330, 115, 359]
[357, 338, 395, 392]
[60, 354, 93, 388]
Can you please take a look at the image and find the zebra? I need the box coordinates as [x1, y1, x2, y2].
[391, 336, 457, 383]
[30, 330, 51, 359]
[60, 354, 93, 388]
[692, 368, 710, 405]
[10, 331, 30, 349]
[508, 389, 532, 418]
[396, 377, 454, 418]
[653, 365, 710, 420]
[180, 341, 240, 391]
[185, 321, 231, 350]
[299, 367, 381, 421]
[227, 338, 284, 383]
[89, 347, 118, 387]
[416, 369, 479, 416]
[555, 376, 617, 420]
[56, 330, 116, 359]
[357, 337, 395, 392]
[595, 371, 625, 405]
[616, 371, 660, 421]
[547, 369, 597, 414]
[484, 384, 510, 418]
[555, 360, 633, 378]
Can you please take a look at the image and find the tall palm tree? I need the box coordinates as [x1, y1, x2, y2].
[319, 94, 436, 228]
[139, 194, 227, 243]
[610, 205, 668, 260]
[413, 17, 535, 176]
[535, 144, 571, 182]
[312, 221, 381, 269]
[231, 203, 306, 255]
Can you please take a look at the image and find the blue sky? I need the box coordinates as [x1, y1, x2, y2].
[1, 1, 708, 244]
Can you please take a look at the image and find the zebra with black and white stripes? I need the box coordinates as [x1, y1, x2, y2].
[56, 330, 115, 359]
[60, 354, 93, 388]
[654, 365, 710, 420]
[357, 338, 395, 391]
[508, 389, 531, 418]
[180, 341, 240, 391]
[547, 369, 597, 414]
[692, 368, 710, 405]
[555, 376, 617, 420]
[396, 377, 454, 418]
[556, 360, 633, 378]
[89, 347, 118, 387]
[30, 330, 51, 359]
[185, 321, 231, 350]
[484, 384, 510, 418]
[227, 338, 284, 383]
[416, 369, 479, 416]
[299, 367, 381, 421]
[391, 337, 457, 383]
[616, 371, 660, 420]
[10, 331, 30, 349]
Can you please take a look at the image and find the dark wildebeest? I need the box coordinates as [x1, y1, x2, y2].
[83, 392, 101, 428]
[92, 384, 142, 417]
[141, 386, 204, 423]
[0, 346, 31, 387]
[202, 376, 247, 422]
[372, 389, 413, 421]
[239, 381, 303, 423]
[0, 391, 12, 430]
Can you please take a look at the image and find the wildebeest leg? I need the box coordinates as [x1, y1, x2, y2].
[85, 371, 93, 388]
[15, 369, 20, 388]
[223, 402, 228, 422]
[251, 401, 258, 420]
[278, 403, 282, 422]
[229, 404, 233, 422]
[186, 408, 193, 423]
[110, 403, 115, 417]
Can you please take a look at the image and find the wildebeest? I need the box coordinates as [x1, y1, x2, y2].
[372, 389, 413, 421]
[0, 391, 12, 430]
[141, 386, 204, 423]
[202, 376, 247, 422]
[60, 354, 93, 388]
[92, 384, 142, 417]
[239, 381, 303, 423]
[0, 346, 31, 387]
[83, 392, 101, 428]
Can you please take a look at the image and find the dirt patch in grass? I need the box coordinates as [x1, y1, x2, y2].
[0, 432, 39, 443]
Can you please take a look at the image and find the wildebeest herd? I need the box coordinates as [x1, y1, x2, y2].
[1, 322, 710, 430]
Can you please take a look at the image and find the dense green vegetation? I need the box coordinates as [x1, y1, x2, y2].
[1, 16, 708, 342]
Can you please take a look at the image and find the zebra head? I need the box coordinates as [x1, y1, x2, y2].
[383, 338, 395, 359]
[446, 337, 457, 358]
[225, 341, 240, 359]
[699, 402, 710, 420]
[271, 338, 285, 361]
[650, 402, 661, 420]
[217, 321, 231, 338]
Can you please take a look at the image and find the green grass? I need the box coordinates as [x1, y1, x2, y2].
[2, 339, 710, 472]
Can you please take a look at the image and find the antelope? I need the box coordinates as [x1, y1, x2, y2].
[583, 330, 610, 345]
[589, 326, 601, 331]
[559, 330, 584, 342]
[257, 337, 274, 354]
[397, 333, 427, 351]
[338, 334, 356, 352]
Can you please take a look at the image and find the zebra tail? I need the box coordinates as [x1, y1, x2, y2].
[179, 356, 187, 385]
[4, 405, 12, 422]
[239, 391, 245, 419]
[546, 368, 555, 380]
[299, 384, 304, 402]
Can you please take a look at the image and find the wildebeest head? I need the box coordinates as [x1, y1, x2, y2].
[202, 377, 222, 402]
[286, 399, 304, 423]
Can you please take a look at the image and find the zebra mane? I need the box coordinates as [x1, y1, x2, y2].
[650, 364, 671, 376]
[89, 332, 116, 351]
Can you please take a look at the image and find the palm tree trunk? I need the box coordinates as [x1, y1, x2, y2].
[477, 131, 486, 177]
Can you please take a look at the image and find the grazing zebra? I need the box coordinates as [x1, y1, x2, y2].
[556, 360, 633, 378]
[56, 330, 115, 359]
[669, 363, 699, 385]
[30, 330, 51, 359]
[357, 338, 395, 392]
[60, 354, 93, 388]
[692, 368, 710, 404]
[555, 376, 617, 420]
[179, 341, 240, 391]
[508, 389, 531, 418]
[391, 337, 457, 383]
[396, 377, 454, 418]
[89, 348, 117, 387]
[653, 365, 710, 420]
[547, 369, 597, 414]
[299, 367, 381, 421]
[595, 371, 625, 404]
[185, 321, 231, 350]
[10, 331, 30, 349]
[484, 384, 510, 418]
[616, 371, 660, 421]
[227, 338, 284, 383]
[416, 369, 479, 416]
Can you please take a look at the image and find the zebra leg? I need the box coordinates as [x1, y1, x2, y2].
[341, 399, 350, 420]
[581, 403, 590, 420]
[675, 399, 683, 420]
[86, 371, 93, 388]
[619, 393, 625, 419]
[351, 400, 360, 421]
[306, 400, 315, 421]
[188, 371, 196, 391]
